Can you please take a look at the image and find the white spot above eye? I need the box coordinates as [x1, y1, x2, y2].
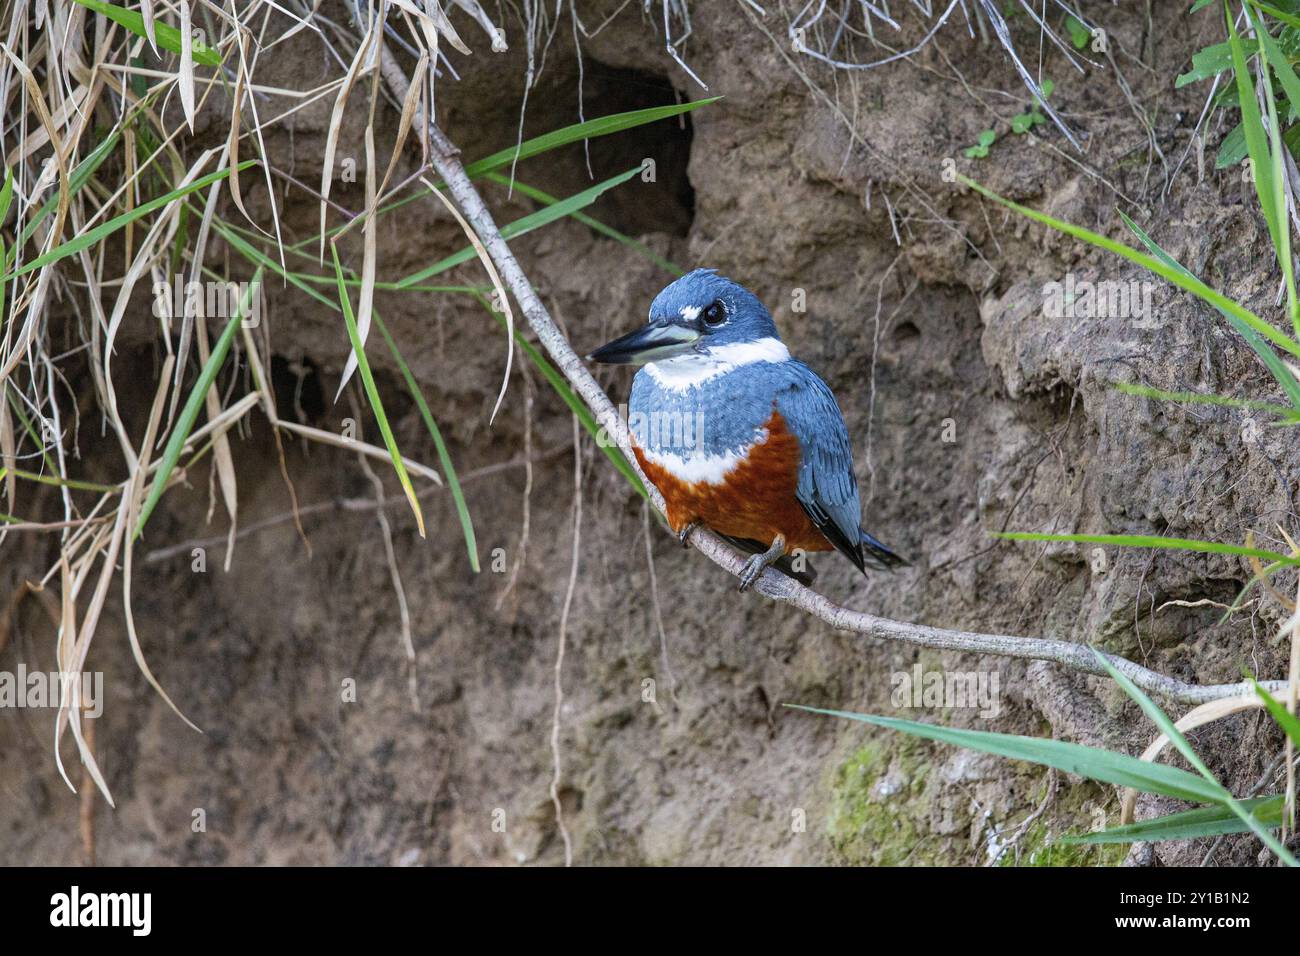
[645, 337, 790, 392]
[680, 305, 701, 321]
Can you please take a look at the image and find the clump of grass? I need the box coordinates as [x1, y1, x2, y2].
[0, 0, 711, 815]
[1177, 0, 1300, 170]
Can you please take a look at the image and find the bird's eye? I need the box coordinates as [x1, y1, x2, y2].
[702, 301, 726, 326]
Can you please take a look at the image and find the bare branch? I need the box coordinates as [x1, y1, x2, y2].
[376, 47, 1288, 706]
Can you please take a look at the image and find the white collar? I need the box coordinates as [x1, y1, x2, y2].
[645, 337, 790, 393]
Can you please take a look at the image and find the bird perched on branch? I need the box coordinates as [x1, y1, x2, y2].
[587, 269, 906, 591]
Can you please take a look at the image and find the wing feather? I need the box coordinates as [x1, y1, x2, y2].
[773, 363, 906, 572]
[772, 364, 867, 572]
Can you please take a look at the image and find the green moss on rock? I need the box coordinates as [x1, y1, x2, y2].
[828, 737, 1130, 867]
[998, 821, 1128, 867]
[995, 781, 1129, 867]
[826, 739, 945, 866]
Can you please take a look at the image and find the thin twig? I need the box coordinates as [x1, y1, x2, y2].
[550, 415, 581, 867]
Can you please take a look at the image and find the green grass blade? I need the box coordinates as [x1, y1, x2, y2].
[330, 245, 426, 537]
[0, 167, 13, 223]
[1249, 8, 1300, 333]
[1118, 209, 1300, 411]
[994, 531, 1300, 565]
[1245, 0, 1300, 32]
[7, 160, 253, 279]
[213, 219, 482, 308]
[1092, 649, 1218, 779]
[483, 172, 684, 277]
[282, 99, 717, 261]
[135, 270, 261, 539]
[1115, 382, 1300, 420]
[210, 218, 341, 309]
[214, 168, 650, 518]
[959, 176, 1300, 361]
[1250, 677, 1300, 748]
[70, 0, 223, 65]
[10, 130, 121, 264]
[0, 467, 117, 493]
[1220, 559, 1288, 623]
[1092, 649, 1298, 866]
[220, 219, 514, 569]
[1255, 11, 1300, 125]
[460, 98, 720, 181]
[1227, 5, 1285, 269]
[786, 706, 1227, 804]
[372, 313, 478, 571]
[1061, 795, 1283, 844]
[396, 168, 642, 289]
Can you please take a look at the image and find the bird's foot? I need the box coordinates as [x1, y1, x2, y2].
[677, 520, 700, 548]
[738, 534, 786, 593]
[737, 556, 766, 592]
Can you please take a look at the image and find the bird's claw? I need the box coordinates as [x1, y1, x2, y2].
[737, 533, 785, 593]
[678, 521, 700, 548]
[737, 555, 765, 592]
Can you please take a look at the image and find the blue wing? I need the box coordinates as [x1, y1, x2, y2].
[773, 362, 903, 572]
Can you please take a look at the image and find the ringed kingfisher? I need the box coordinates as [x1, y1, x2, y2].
[587, 269, 906, 591]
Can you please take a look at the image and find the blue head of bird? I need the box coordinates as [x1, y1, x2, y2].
[587, 269, 782, 365]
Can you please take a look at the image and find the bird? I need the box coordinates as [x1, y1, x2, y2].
[587, 268, 906, 592]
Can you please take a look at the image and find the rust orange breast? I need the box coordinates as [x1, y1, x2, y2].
[632, 410, 833, 553]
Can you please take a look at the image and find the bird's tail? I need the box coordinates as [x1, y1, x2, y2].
[859, 528, 909, 572]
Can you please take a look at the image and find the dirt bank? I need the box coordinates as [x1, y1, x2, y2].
[2, 1, 1294, 866]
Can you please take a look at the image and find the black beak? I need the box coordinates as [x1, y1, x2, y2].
[586, 323, 702, 365]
